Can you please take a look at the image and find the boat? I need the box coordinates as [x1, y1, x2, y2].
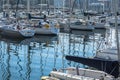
[69, 19, 94, 31]
[66, 55, 118, 79]
[29, 14, 60, 35]
[92, 22, 107, 29]
[89, 16, 109, 29]
[50, 67, 113, 80]
[70, 29, 94, 36]
[33, 20, 59, 35]
[0, 23, 35, 39]
[94, 28, 106, 34]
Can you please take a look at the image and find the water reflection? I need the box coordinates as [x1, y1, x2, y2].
[0, 29, 107, 80]
[0, 35, 59, 80]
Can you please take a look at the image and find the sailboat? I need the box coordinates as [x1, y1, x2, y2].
[30, 17, 60, 35]
[0, 23, 35, 39]
[0, 0, 35, 39]
[27, 0, 60, 35]
[69, 19, 95, 31]
[69, 0, 94, 31]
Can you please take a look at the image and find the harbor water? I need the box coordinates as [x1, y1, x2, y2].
[0, 28, 114, 80]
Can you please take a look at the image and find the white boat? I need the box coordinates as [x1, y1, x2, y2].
[50, 67, 113, 80]
[32, 19, 60, 35]
[88, 15, 110, 29]
[70, 19, 94, 31]
[0, 23, 35, 39]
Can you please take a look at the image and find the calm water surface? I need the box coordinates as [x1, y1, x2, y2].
[0, 29, 111, 80]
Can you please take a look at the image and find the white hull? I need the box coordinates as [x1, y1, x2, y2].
[93, 23, 106, 29]
[70, 24, 94, 31]
[1, 24, 35, 38]
[71, 30, 94, 35]
[19, 29, 35, 37]
[34, 27, 59, 35]
[50, 67, 113, 80]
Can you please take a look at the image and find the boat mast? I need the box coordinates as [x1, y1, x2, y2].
[40, 0, 43, 14]
[15, 0, 20, 18]
[54, 0, 55, 14]
[7, 0, 10, 11]
[2, 0, 4, 11]
[27, 0, 30, 13]
[84, 0, 86, 11]
[2, 0, 5, 17]
[62, 0, 65, 18]
[47, 0, 50, 15]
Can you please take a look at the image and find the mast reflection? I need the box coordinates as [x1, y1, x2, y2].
[0, 35, 58, 80]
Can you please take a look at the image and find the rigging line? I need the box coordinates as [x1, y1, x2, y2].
[109, 65, 117, 75]
[96, 37, 104, 51]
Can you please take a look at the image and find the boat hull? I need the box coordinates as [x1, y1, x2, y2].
[1, 29, 35, 39]
[34, 27, 59, 35]
[93, 23, 106, 29]
[70, 24, 94, 31]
